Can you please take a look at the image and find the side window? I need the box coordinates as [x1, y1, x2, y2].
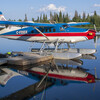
[31, 30, 34, 33]
[45, 29, 48, 32]
[41, 29, 44, 32]
[49, 28, 51, 32]
[53, 29, 56, 32]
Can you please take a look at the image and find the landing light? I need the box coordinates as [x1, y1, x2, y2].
[89, 33, 93, 36]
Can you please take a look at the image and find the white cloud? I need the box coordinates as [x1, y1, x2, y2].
[39, 4, 66, 12]
[94, 4, 100, 7]
[30, 7, 34, 10]
[47, 4, 57, 11]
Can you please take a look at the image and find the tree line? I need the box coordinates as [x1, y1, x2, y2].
[33, 11, 100, 27]
[10, 10, 100, 27]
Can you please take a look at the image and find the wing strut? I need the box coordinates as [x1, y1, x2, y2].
[33, 27, 49, 40]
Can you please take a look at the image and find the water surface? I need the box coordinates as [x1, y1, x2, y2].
[0, 34, 100, 100]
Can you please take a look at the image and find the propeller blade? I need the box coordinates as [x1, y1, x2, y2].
[94, 24, 97, 32]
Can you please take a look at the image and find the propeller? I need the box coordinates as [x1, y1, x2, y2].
[94, 24, 97, 32]
[93, 24, 100, 48]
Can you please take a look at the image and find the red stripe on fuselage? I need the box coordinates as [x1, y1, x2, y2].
[3, 31, 96, 40]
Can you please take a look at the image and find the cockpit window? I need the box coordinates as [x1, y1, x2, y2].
[63, 25, 68, 29]
[60, 27, 65, 31]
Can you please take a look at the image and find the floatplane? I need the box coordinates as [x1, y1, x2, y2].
[0, 12, 97, 59]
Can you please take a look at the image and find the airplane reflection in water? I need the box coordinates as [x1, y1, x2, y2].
[0, 65, 95, 87]
[0, 54, 97, 87]
[0, 54, 99, 100]
[26, 65, 95, 84]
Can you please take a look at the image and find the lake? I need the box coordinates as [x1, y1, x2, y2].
[0, 34, 100, 100]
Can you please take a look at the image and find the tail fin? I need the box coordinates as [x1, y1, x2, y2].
[0, 12, 6, 21]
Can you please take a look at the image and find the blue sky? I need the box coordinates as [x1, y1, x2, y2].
[0, 0, 100, 21]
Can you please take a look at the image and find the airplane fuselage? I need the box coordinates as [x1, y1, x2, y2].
[0, 23, 96, 43]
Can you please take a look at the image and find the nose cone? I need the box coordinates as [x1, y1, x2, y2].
[87, 29, 96, 39]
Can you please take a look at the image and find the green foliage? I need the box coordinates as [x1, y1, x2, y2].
[34, 11, 100, 28]
[24, 14, 28, 22]
[32, 18, 34, 22]
[72, 11, 79, 22]
[9, 11, 100, 28]
[18, 19, 22, 22]
[58, 11, 63, 22]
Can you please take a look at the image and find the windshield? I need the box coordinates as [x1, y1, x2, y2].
[62, 25, 69, 29]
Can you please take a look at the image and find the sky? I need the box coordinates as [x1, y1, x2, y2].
[0, 0, 100, 21]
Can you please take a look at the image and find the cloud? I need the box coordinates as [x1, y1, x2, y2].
[94, 4, 100, 7]
[30, 7, 34, 10]
[39, 4, 66, 12]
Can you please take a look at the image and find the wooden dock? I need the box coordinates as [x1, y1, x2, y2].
[0, 59, 7, 65]
[0, 80, 54, 100]
[0, 52, 53, 66]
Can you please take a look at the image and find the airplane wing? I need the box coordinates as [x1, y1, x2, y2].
[0, 21, 55, 27]
[0, 21, 55, 40]
[0, 21, 90, 27]
[67, 22, 90, 26]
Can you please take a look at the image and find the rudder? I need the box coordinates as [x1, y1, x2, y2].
[0, 11, 6, 21]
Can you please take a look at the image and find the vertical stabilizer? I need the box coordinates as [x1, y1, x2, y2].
[0, 12, 6, 21]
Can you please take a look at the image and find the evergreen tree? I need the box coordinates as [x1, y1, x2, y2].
[18, 19, 22, 22]
[63, 13, 70, 23]
[45, 14, 49, 23]
[58, 11, 63, 22]
[54, 12, 58, 23]
[8, 19, 12, 21]
[90, 11, 99, 26]
[13, 19, 16, 21]
[50, 12, 53, 21]
[94, 11, 97, 16]
[32, 18, 34, 22]
[40, 14, 42, 22]
[43, 14, 46, 22]
[72, 10, 79, 22]
[24, 14, 28, 22]
[78, 14, 82, 22]
[82, 12, 86, 22]
[37, 16, 40, 22]
[86, 14, 90, 22]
